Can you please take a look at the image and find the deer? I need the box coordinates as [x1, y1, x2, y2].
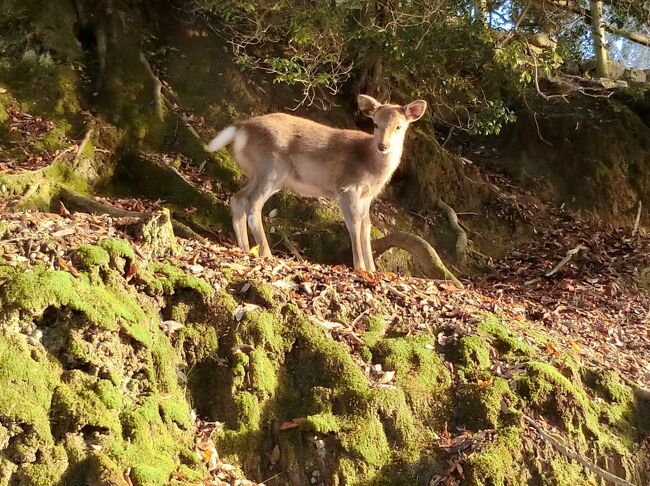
[205, 94, 427, 272]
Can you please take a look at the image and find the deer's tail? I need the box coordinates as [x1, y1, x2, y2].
[205, 125, 238, 152]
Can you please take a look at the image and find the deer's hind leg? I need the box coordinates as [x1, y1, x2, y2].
[230, 181, 256, 252]
[245, 168, 288, 258]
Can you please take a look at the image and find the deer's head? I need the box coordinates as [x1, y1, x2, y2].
[358, 94, 427, 155]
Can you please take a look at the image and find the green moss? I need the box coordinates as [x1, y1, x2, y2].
[0, 334, 60, 449]
[339, 414, 391, 473]
[41, 122, 70, 151]
[170, 302, 191, 323]
[292, 314, 370, 403]
[0, 221, 11, 239]
[302, 412, 340, 434]
[548, 455, 593, 485]
[249, 349, 278, 400]
[363, 314, 386, 347]
[449, 335, 492, 373]
[147, 263, 213, 300]
[130, 464, 168, 486]
[96, 379, 123, 410]
[370, 387, 419, 448]
[159, 396, 192, 430]
[12, 445, 68, 486]
[516, 361, 600, 444]
[99, 238, 136, 260]
[240, 311, 288, 355]
[249, 281, 277, 308]
[372, 335, 452, 419]
[477, 315, 535, 359]
[75, 244, 110, 268]
[456, 377, 517, 430]
[464, 426, 524, 486]
[114, 395, 191, 486]
[0, 265, 148, 342]
[51, 371, 122, 437]
[233, 391, 262, 431]
[177, 323, 218, 364]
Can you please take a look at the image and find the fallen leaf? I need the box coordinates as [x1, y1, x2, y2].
[278, 418, 305, 431]
[57, 256, 80, 277]
[125, 261, 138, 281]
[266, 444, 280, 464]
[568, 338, 582, 354]
[249, 245, 260, 256]
[476, 378, 493, 387]
[52, 228, 76, 238]
[545, 341, 560, 358]
[161, 320, 185, 332]
[58, 201, 71, 217]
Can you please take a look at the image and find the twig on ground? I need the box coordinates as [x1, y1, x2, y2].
[271, 223, 303, 261]
[545, 244, 588, 277]
[632, 200, 642, 237]
[139, 52, 164, 120]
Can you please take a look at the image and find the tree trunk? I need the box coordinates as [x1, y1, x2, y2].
[590, 0, 609, 77]
[475, 0, 488, 25]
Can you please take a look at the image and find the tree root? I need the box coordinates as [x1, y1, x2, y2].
[139, 51, 165, 121]
[58, 190, 204, 241]
[372, 232, 464, 288]
[436, 198, 468, 264]
[523, 415, 636, 486]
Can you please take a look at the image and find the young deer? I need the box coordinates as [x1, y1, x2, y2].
[205, 95, 427, 271]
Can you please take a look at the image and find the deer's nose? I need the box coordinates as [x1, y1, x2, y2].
[377, 143, 387, 152]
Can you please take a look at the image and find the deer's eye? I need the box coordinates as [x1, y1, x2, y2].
[396, 125, 403, 130]
[373, 123, 379, 129]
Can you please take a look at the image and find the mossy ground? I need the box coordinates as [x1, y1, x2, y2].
[0, 239, 216, 485]
[2, 237, 649, 486]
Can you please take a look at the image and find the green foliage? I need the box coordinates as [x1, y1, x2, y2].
[190, 0, 564, 132]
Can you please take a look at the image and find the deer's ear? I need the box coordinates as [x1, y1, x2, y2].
[358, 95, 381, 118]
[404, 100, 427, 122]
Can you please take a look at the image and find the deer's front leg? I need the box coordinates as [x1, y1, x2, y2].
[339, 190, 366, 271]
[360, 201, 376, 272]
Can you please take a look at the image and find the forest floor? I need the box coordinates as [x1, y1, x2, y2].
[2, 85, 650, 484]
[2, 190, 649, 484]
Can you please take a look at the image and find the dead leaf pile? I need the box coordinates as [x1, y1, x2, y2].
[476, 214, 650, 386]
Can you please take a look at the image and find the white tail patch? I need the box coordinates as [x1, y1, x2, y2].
[206, 125, 238, 152]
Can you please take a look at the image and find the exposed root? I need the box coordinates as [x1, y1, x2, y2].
[372, 231, 464, 288]
[523, 415, 637, 486]
[58, 190, 204, 241]
[139, 52, 165, 121]
[436, 198, 468, 264]
[72, 128, 94, 168]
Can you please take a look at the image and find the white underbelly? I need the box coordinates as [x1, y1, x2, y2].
[284, 175, 334, 198]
